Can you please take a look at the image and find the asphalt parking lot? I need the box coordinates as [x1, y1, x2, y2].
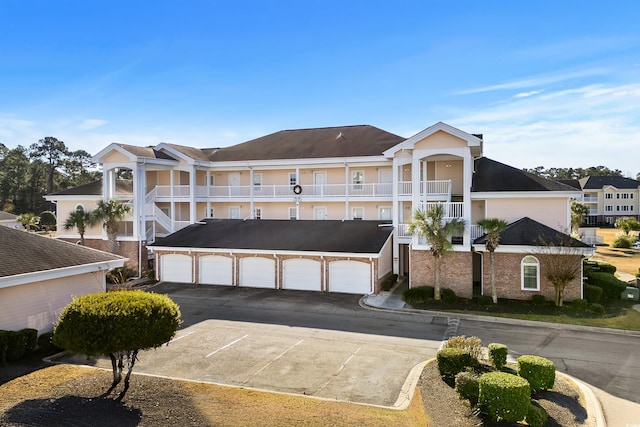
[56, 283, 444, 407]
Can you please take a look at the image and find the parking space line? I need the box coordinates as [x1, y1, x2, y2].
[249, 339, 305, 379]
[314, 347, 361, 394]
[170, 331, 195, 343]
[206, 334, 249, 358]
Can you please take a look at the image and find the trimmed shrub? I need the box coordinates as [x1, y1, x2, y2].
[587, 272, 627, 299]
[441, 288, 458, 304]
[476, 295, 493, 306]
[402, 286, 434, 304]
[21, 328, 38, 353]
[437, 348, 474, 380]
[479, 372, 530, 423]
[613, 235, 635, 249]
[6, 331, 26, 362]
[570, 298, 589, 313]
[488, 343, 508, 370]
[517, 355, 555, 392]
[442, 335, 483, 360]
[37, 332, 62, 353]
[526, 402, 549, 427]
[584, 284, 603, 304]
[0, 330, 8, 365]
[589, 303, 605, 315]
[531, 294, 546, 305]
[455, 371, 479, 406]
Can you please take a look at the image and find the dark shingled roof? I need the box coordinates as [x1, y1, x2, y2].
[557, 179, 581, 189]
[163, 143, 213, 162]
[208, 125, 405, 162]
[0, 226, 124, 277]
[472, 158, 579, 192]
[48, 179, 133, 196]
[151, 219, 393, 254]
[578, 176, 640, 190]
[474, 217, 592, 247]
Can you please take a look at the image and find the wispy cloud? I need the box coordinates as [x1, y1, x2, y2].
[456, 67, 610, 95]
[514, 90, 542, 98]
[78, 119, 108, 130]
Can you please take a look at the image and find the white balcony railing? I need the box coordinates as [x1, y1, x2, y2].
[470, 225, 486, 240]
[583, 196, 598, 203]
[155, 185, 191, 198]
[417, 202, 464, 219]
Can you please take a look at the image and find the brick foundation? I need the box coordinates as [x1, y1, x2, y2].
[410, 250, 473, 298]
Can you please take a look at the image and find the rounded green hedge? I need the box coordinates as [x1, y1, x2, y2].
[402, 286, 434, 304]
[526, 402, 549, 427]
[437, 348, 474, 380]
[517, 355, 555, 392]
[455, 371, 479, 406]
[488, 343, 508, 370]
[479, 372, 531, 423]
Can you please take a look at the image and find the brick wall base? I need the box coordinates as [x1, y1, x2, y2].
[60, 238, 147, 276]
[410, 250, 473, 298]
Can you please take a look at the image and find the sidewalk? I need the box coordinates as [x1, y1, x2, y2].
[361, 281, 640, 427]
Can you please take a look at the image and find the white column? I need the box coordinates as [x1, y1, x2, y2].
[344, 164, 350, 220]
[462, 150, 472, 247]
[190, 166, 197, 223]
[392, 156, 400, 275]
[170, 171, 175, 231]
[249, 168, 254, 219]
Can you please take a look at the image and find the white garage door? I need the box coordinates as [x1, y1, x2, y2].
[199, 255, 233, 286]
[329, 260, 371, 294]
[283, 259, 321, 291]
[161, 254, 193, 283]
[239, 257, 275, 288]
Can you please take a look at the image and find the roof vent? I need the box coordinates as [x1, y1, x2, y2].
[336, 132, 345, 140]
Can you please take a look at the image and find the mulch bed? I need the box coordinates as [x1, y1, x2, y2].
[418, 360, 591, 426]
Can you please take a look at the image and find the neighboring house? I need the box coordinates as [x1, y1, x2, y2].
[561, 176, 640, 226]
[0, 211, 20, 229]
[0, 226, 126, 334]
[46, 121, 589, 299]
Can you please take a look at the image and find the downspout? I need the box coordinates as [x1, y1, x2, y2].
[370, 256, 375, 294]
[274, 253, 279, 289]
[230, 251, 236, 286]
[321, 255, 326, 291]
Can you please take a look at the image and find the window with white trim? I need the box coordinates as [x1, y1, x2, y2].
[378, 206, 392, 220]
[605, 193, 613, 199]
[289, 172, 297, 186]
[521, 256, 540, 291]
[352, 170, 364, 190]
[352, 207, 364, 220]
[204, 207, 215, 218]
[253, 173, 262, 189]
[74, 204, 85, 212]
[208, 175, 215, 186]
[605, 205, 613, 212]
[254, 207, 262, 219]
[288, 207, 297, 220]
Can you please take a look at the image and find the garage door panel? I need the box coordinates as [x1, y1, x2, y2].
[283, 259, 321, 291]
[240, 257, 275, 288]
[329, 260, 371, 294]
[199, 255, 233, 286]
[161, 254, 193, 283]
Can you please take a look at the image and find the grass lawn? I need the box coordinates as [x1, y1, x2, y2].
[590, 228, 640, 276]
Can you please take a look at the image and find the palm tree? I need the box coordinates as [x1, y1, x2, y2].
[408, 205, 465, 300]
[63, 205, 94, 245]
[17, 212, 40, 232]
[477, 218, 509, 304]
[91, 199, 131, 253]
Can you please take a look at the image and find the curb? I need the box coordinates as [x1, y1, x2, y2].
[559, 372, 606, 427]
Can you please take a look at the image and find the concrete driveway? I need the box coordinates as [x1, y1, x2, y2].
[56, 283, 444, 407]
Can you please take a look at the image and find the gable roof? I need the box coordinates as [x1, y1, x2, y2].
[151, 219, 393, 254]
[578, 176, 640, 190]
[474, 217, 592, 248]
[208, 125, 404, 162]
[383, 121, 483, 157]
[472, 158, 579, 192]
[0, 226, 125, 278]
[48, 179, 132, 197]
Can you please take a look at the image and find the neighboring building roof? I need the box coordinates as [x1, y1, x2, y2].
[115, 143, 176, 160]
[472, 158, 579, 192]
[208, 125, 405, 161]
[0, 211, 17, 221]
[578, 176, 640, 190]
[48, 179, 133, 196]
[0, 226, 125, 278]
[474, 217, 592, 248]
[557, 179, 581, 189]
[162, 143, 214, 162]
[151, 219, 393, 254]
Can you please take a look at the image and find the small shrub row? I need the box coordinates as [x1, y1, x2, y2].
[530, 294, 546, 305]
[584, 284, 603, 304]
[612, 234, 636, 249]
[441, 288, 457, 304]
[476, 295, 493, 305]
[517, 355, 555, 392]
[584, 261, 616, 275]
[381, 274, 398, 291]
[0, 328, 38, 364]
[402, 286, 434, 304]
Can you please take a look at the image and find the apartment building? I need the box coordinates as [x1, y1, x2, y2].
[47, 122, 591, 300]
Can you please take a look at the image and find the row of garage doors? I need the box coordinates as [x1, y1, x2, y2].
[159, 254, 373, 295]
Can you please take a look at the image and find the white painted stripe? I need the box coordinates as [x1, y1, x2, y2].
[170, 331, 195, 343]
[251, 339, 305, 378]
[335, 347, 361, 374]
[206, 334, 249, 358]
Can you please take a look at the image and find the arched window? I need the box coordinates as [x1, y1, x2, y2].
[521, 256, 540, 291]
[75, 204, 85, 212]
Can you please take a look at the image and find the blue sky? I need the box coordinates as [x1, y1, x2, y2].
[1, 1, 639, 176]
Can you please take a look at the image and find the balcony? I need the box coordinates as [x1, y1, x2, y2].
[583, 196, 598, 203]
[398, 180, 451, 200]
[155, 185, 191, 198]
[195, 183, 395, 199]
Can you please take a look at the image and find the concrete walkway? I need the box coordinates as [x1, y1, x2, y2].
[362, 282, 640, 427]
